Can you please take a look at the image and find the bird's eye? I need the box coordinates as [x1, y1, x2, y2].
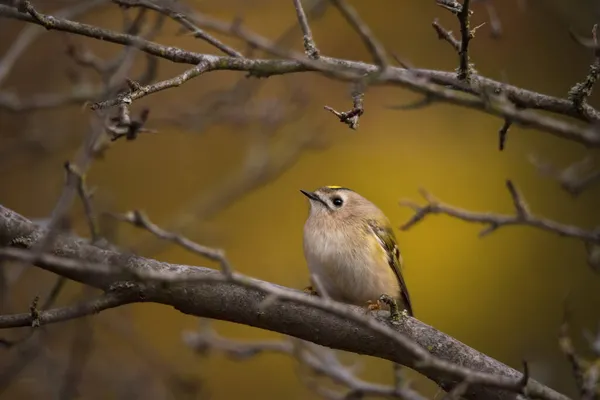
[332, 197, 344, 207]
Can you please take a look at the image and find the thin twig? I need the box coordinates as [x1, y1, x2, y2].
[108, 210, 233, 278]
[400, 180, 600, 243]
[292, 0, 320, 59]
[329, 0, 388, 70]
[432, 19, 460, 52]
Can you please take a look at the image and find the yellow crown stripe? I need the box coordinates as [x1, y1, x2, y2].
[325, 185, 343, 189]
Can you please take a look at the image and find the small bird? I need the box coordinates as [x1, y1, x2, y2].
[300, 186, 413, 319]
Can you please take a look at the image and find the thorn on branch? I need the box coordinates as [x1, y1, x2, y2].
[517, 360, 530, 392]
[432, 19, 460, 52]
[498, 118, 512, 151]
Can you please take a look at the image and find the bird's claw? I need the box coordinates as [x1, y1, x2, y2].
[378, 294, 404, 323]
[366, 299, 383, 312]
[303, 285, 319, 296]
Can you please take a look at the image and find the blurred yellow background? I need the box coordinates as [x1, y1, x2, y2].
[1, 0, 599, 399]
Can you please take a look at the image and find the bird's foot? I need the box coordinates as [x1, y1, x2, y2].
[378, 294, 403, 323]
[366, 299, 383, 312]
[303, 285, 319, 296]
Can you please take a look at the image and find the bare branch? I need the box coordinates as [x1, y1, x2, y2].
[2, 5, 600, 147]
[0, 0, 108, 87]
[457, 0, 473, 81]
[569, 24, 600, 117]
[292, 0, 320, 59]
[400, 180, 600, 243]
[91, 60, 214, 109]
[432, 18, 461, 52]
[529, 154, 600, 197]
[324, 86, 364, 130]
[329, 0, 387, 70]
[109, 210, 233, 278]
[0, 205, 565, 400]
[0, 290, 136, 329]
[183, 324, 426, 400]
[112, 0, 243, 58]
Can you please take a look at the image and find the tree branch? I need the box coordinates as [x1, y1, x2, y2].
[400, 180, 600, 243]
[0, 204, 568, 400]
[0, 290, 135, 329]
[1, 5, 600, 147]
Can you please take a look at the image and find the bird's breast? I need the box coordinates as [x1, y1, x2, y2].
[302, 222, 398, 305]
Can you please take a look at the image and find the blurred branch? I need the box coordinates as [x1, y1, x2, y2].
[57, 292, 94, 400]
[529, 155, 600, 197]
[329, 0, 388, 70]
[183, 322, 425, 400]
[400, 180, 600, 243]
[2, 4, 600, 146]
[0, 0, 109, 87]
[0, 204, 566, 400]
[560, 308, 600, 400]
[112, 0, 242, 58]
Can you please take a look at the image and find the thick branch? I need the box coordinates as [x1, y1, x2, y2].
[0, 204, 568, 400]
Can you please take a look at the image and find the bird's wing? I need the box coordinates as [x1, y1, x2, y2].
[367, 220, 414, 316]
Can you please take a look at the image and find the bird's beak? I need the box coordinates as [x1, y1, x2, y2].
[300, 189, 325, 205]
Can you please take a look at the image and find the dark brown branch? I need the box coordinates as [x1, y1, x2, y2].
[0, 290, 136, 329]
[457, 0, 473, 81]
[436, 0, 475, 81]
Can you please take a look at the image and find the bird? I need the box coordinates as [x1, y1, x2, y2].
[300, 185, 413, 319]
